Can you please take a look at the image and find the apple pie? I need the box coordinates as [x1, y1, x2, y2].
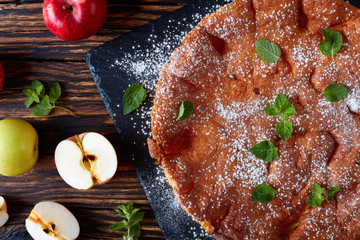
[148, 0, 360, 239]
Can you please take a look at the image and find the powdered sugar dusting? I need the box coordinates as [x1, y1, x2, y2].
[346, 88, 360, 113]
[111, 1, 232, 139]
[149, 0, 360, 239]
[110, 1, 232, 239]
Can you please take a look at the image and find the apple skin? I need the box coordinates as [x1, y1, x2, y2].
[43, 0, 107, 41]
[0, 62, 4, 90]
[0, 118, 39, 177]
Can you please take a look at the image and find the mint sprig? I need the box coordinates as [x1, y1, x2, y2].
[251, 184, 277, 203]
[264, 93, 297, 141]
[322, 83, 349, 102]
[275, 120, 293, 141]
[249, 140, 278, 162]
[109, 203, 145, 240]
[306, 183, 341, 207]
[24, 80, 75, 117]
[255, 39, 281, 63]
[264, 93, 296, 120]
[320, 28, 343, 57]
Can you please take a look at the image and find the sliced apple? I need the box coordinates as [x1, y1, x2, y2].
[0, 196, 9, 227]
[55, 132, 118, 190]
[25, 201, 80, 240]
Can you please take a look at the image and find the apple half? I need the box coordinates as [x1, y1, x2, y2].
[0, 196, 9, 227]
[55, 132, 117, 190]
[26, 201, 80, 240]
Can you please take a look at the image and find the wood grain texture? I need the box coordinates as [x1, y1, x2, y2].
[0, 0, 195, 239]
[0, 1, 193, 61]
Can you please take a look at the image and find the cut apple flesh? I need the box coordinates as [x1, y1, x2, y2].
[55, 132, 117, 190]
[0, 196, 9, 227]
[25, 201, 80, 240]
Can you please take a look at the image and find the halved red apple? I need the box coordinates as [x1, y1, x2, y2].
[55, 132, 117, 190]
[26, 201, 80, 240]
[0, 196, 9, 227]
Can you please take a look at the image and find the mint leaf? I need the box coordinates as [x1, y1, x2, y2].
[251, 184, 277, 203]
[128, 208, 140, 219]
[306, 183, 325, 207]
[109, 222, 126, 230]
[177, 100, 193, 121]
[49, 82, 61, 104]
[31, 80, 45, 97]
[306, 183, 341, 207]
[264, 105, 280, 116]
[123, 83, 147, 115]
[276, 120, 293, 141]
[128, 211, 145, 227]
[255, 39, 281, 63]
[322, 83, 349, 102]
[23, 80, 45, 108]
[306, 193, 324, 207]
[115, 208, 127, 218]
[282, 106, 297, 119]
[249, 140, 278, 162]
[265, 93, 297, 120]
[320, 28, 343, 57]
[275, 93, 292, 112]
[127, 202, 134, 212]
[23, 89, 40, 108]
[275, 93, 297, 119]
[129, 222, 141, 240]
[326, 186, 341, 198]
[32, 95, 53, 117]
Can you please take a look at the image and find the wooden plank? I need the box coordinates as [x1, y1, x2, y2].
[0, 156, 164, 239]
[0, 59, 164, 239]
[0, 60, 107, 117]
[0, 1, 198, 238]
[0, 1, 193, 61]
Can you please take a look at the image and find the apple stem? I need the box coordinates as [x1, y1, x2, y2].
[62, 4, 73, 12]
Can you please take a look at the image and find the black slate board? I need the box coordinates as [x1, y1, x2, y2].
[86, 1, 231, 239]
[85, 1, 360, 239]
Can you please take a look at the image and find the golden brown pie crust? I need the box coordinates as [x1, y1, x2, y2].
[148, 0, 360, 239]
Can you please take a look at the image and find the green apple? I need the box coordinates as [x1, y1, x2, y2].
[0, 118, 39, 176]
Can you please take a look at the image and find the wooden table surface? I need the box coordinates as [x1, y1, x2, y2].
[0, 0, 194, 239]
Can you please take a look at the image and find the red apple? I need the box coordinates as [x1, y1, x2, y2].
[43, 0, 107, 41]
[0, 62, 4, 90]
